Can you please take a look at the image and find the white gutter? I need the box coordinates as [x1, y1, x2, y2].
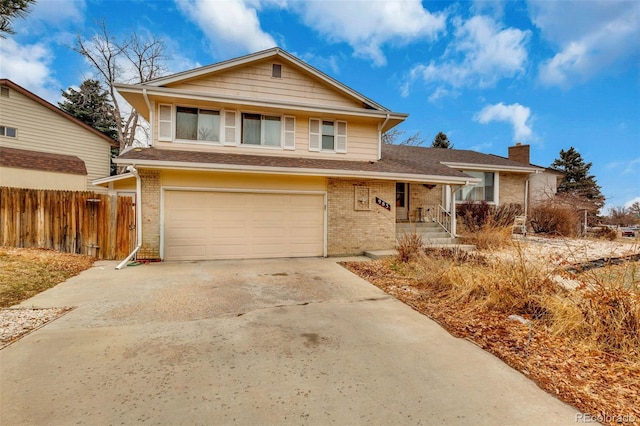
[378, 113, 390, 160]
[441, 161, 543, 173]
[113, 158, 479, 185]
[115, 166, 142, 270]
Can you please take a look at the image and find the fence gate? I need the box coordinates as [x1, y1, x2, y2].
[0, 187, 136, 260]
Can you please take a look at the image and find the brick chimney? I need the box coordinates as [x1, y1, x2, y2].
[508, 143, 530, 165]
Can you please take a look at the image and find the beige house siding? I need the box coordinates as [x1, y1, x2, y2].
[327, 178, 395, 256]
[151, 105, 380, 161]
[0, 88, 112, 192]
[168, 58, 364, 110]
[529, 171, 558, 205]
[0, 167, 86, 191]
[499, 172, 527, 206]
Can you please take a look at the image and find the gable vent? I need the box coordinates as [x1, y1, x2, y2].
[0, 87, 9, 97]
[272, 64, 282, 78]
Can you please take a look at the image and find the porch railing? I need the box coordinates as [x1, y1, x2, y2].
[436, 205, 452, 236]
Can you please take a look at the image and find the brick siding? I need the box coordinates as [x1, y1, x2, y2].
[327, 178, 395, 256]
[499, 172, 527, 206]
[138, 168, 161, 259]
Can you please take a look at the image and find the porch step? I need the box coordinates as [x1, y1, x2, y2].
[396, 222, 452, 242]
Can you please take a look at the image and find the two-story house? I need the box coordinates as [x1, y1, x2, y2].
[0, 79, 115, 192]
[102, 48, 540, 261]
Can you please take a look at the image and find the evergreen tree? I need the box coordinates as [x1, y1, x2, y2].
[59, 79, 119, 140]
[431, 131, 453, 148]
[0, 0, 35, 37]
[550, 147, 605, 213]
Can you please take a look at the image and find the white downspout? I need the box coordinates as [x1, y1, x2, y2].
[142, 89, 152, 147]
[115, 165, 142, 270]
[378, 113, 390, 160]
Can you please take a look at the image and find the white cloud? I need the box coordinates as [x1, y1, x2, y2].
[529, 0, 640, 87]
[175, 0, 277, 57]
[474, 102, 533, 142]
[405, 15, 529, 98]
[605, 157, 640, 176]
[293, 0, 446, 66]
[0, 38, 60, 102]
[14, 0, 85, 36]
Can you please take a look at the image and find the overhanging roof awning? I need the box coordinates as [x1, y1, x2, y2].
[114, 148, 478, 185]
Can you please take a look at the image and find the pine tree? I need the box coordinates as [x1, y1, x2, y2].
[0, 0, 35, 37]
[550, 147, 605, 213]
[59, 79, 119, 140]
[431, 131, 453, 148]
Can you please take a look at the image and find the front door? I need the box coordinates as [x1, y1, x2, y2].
[396, 182, 408, 221]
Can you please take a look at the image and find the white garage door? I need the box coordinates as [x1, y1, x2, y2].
[164, 190, 325, 260]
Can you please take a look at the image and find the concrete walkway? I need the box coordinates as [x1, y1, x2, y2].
[1, 258, 579, 425]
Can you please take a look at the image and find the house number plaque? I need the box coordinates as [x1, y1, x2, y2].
[376, 197, 391, 210]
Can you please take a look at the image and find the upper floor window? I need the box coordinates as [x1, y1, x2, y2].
[309, 118, 347, 153]
[242, 114, 281, 147]
[176, 107, 220, 142]
[456, 171, 496, 203]
[0, 125, 17, 138]
[158, 104, 295, 150]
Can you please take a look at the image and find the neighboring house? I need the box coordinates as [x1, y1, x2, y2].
[0, 79, 115, 192]
[98, 48, 542, 261]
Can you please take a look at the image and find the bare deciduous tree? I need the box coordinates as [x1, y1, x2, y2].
[382, 129, 427, 146]
[74, 21, 167, 154]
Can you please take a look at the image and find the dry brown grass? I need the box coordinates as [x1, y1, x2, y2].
[0, 247, 95, 308]
[343, 239, 640, 423]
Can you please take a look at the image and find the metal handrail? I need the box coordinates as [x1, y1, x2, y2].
[436, 205, 452, 236]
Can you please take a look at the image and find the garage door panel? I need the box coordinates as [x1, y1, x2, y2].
[164, 191, 324, 261]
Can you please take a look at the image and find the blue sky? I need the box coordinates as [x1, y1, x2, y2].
[2, 0, 639, 212]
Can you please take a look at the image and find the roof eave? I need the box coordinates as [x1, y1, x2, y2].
[113, 157, 475, 185]
[441, 161, 543, 173]
[138, 47, 391, 112]
[92, 172, 136, 186]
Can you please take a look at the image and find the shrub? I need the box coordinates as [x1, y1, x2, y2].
[529, 202, 580, 237]
[396, 232, 424, 263]
[592, 226, 618, 241]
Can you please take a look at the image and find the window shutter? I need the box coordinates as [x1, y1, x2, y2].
[223, 110, 238, 145]
[283, 116, 295, 150]
[158, 104, 172, 141]
[336, 121, 347, 153]
[309, 118, 321, 152]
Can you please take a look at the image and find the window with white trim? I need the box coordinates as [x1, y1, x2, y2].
[176, 107, 220, 142]
[309, 118, 347, 153]
[0, 125, 17, 138]
[456, 171, 496, 203]
[242, 113, 281, 147]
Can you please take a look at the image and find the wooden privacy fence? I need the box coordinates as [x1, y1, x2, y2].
[0, 187, 135, 260]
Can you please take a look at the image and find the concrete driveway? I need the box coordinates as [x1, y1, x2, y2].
[1, 257, 578, 425]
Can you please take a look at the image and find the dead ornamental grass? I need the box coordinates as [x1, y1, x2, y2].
[0, 247, 95, 308]
[344, 235, 640, 424]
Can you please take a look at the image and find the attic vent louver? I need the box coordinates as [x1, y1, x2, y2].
[272, 64, 282, 78]
[0, 87, 9, 97]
